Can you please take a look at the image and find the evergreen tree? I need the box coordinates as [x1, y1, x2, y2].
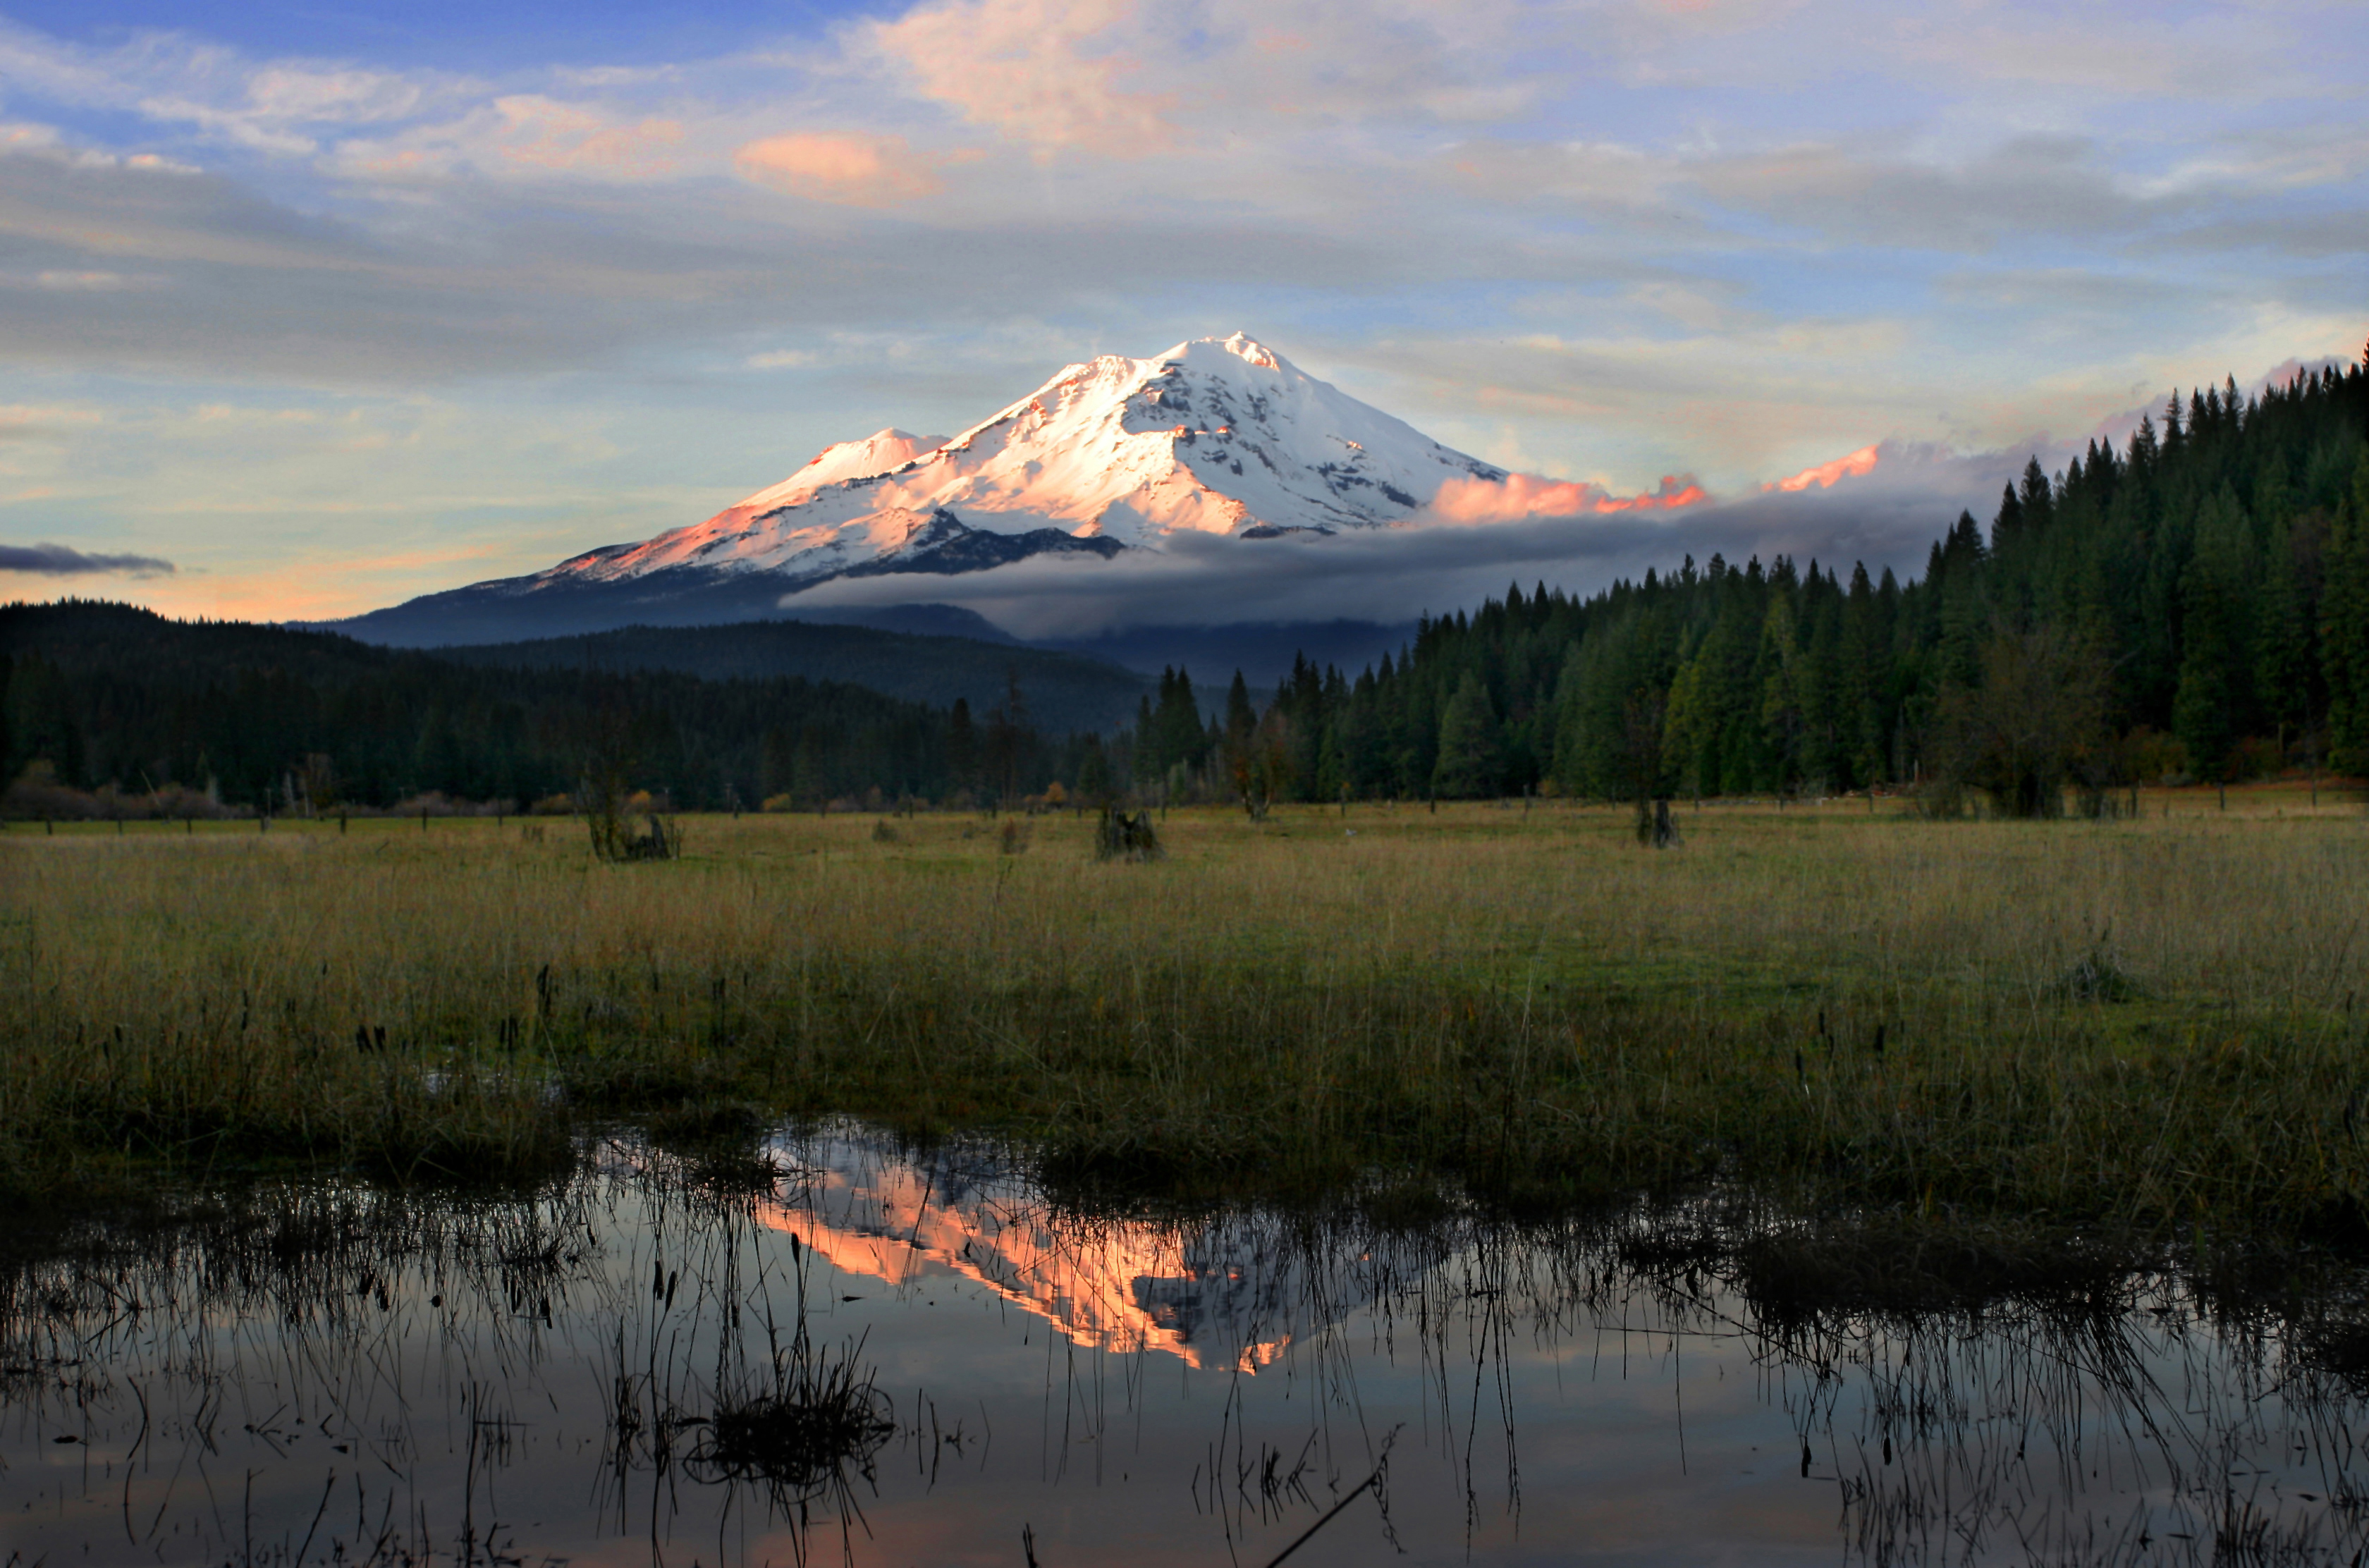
[1144, 666, 1208, 782]
[2253, 517, 2315, 752]
[1224, 670, 1256, 749]
[2325, 451, 2369, 774]
[945, 697, 977, 792]
[2172, 486, 2255, 780]
[1431, 670, 1500, 797]
[1130, 694, 1158, 785]
[1076, 735, 1112, 803]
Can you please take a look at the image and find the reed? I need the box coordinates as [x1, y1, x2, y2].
[1, 788, 2363, 1238]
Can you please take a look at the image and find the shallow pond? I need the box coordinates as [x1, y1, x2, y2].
[4, 1127, 2366, 1566]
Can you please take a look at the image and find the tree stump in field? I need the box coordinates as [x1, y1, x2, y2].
[1635, 797, 1681, 849]
[1094, 807, 1164, 862]
[622, 814, 680, 860]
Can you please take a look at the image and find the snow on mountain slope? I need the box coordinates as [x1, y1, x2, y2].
[538, 333, 1509, 592]
[743, 427, 948, 510]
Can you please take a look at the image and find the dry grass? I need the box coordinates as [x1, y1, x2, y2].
[1, 787, 2363, 1236]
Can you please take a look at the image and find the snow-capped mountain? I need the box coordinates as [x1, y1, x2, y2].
[329, 334, 1509, 645]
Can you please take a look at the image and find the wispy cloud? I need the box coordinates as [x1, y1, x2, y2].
[0, 541, 176, 577]
[733, 132, 974, 205]
[862, 0, 1175, 158]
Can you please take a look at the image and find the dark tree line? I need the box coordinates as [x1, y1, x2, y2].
[1135, 353, 2369, 812]
[0, 603, 1091, 814]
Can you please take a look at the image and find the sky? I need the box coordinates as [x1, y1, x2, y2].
[0, 0, 2362, 628]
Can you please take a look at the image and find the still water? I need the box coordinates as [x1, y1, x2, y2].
[4, 1126, 2365, 1566]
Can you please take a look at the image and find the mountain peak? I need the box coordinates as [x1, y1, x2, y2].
[488, 334, 1511, 598]
[1160, 332, 1287, 373]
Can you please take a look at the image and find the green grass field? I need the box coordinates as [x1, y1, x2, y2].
[4, 789, 2364, 1242]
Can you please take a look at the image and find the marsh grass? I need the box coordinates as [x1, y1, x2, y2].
[677, 1235, 895, 1509]
[2, 788, 2365, 1240]
[686, 1336, 894, 1493]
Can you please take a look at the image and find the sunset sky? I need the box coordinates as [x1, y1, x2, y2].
[0, 0, 2361, 625]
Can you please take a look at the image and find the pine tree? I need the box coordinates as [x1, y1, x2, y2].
[1840, 562, 1885, 785]
[1935, 512, 1988, 692]
[1756, 578, 1806, 793]
[1076, 735, 1111, 804]
[2173, 486, 2256, 780]
[1224, 670, 1256, 748]
[2324, 451, 2369, 774]
[1131, 694, 1158, 784]
[1990, 483, 2025, 554]
[945, 698, 977, 792]
[1149, 667, 1206, 781]
[1431, 671, 1500, 798]
[2253, 518, 2314, 754]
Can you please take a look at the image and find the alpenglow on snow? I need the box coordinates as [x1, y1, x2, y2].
[556, 333, 1508, 584]
[331, 335, 1519, 643]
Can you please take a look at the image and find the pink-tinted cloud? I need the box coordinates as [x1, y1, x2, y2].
[862, 0, 1173, 157]
[493, 97, 684, 174]
[733, 131, 972, 206]
[337, 97, 685, 180]
[1428, 470, 1706, 525]
[1763, 442, 1879, 492]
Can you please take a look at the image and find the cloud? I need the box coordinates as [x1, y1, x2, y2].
[776, 487, 1913, 639]
[0, 123, 1473, 386]
[2164, 209, 2369, 260]
[1440, 137, 1679, 223]
[733, 132, 969, 205]
[1765, 443, 1879, 492]
[337, 96, 690, 180]
[481, 97, 686, 175]
[1887, 9, 2296, 101]
[0, 22, 463, 157]
[1427, 470, 1706, 525]
[0, 119, 200, 173]
[0, 149, 616, 380]
[140, 65, 431, 155]
[855, 0, 1569, 161]
[239, 63, 427, 127]
[0, 269, 152, 290]
[1691, 135, 2174, 253]
[0, 403, 104, 442]
[861, 0, 1175, 157]
[780, 431, 2057, 639]
[0, 541, 176, 577]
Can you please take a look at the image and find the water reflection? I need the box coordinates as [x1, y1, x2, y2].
[1, 1125, 2365, 1565]
[769, 1138, 1345, 1373]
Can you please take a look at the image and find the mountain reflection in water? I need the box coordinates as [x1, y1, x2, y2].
[764, 1138, 1321, 1373]
[1, 1123, 2366, 1567]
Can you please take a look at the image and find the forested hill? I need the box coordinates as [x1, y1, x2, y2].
[434, 618, 1146, 736]
[1158, 357, 2369, 809]
[0, 603, 1082, 813]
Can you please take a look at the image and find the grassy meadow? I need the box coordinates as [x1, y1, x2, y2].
[3, 790, 2365, 1243]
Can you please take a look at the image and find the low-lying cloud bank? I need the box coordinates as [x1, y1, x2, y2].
[1, 541, 176, 577]
[785, 438, 2035, 640]
[1428, 470, 1707, 525]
